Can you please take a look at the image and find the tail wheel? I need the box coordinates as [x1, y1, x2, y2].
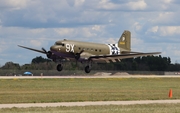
[85, 65, 91, 73]
[57, 64, 63, 71]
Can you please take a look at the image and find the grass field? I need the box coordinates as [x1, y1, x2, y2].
[1, 103, 180, 113]
[0, 77, 180, 104]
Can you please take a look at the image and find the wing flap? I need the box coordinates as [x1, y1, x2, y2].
[89, 52, 161, 63]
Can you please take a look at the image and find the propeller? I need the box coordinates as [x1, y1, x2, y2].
[42, 47, 52, 58]
[42, 47, 47, 53]
[74, 50, 84, 60]
[73, 50, 84, 65]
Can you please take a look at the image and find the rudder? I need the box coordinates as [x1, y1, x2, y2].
[118, 30, 131, 52]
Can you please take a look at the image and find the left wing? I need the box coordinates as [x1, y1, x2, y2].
[89, 52, 161, 63]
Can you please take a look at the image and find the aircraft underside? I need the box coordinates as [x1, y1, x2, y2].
[52, 51, 93, 73]
[56, 63, 92, 73]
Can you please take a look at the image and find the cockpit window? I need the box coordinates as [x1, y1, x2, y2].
[55, 42, 64, 46]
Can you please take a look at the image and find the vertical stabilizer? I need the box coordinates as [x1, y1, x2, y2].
[118, 30, 131, 52]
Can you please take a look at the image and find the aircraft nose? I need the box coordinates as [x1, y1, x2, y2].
[50, 45, 59, 51]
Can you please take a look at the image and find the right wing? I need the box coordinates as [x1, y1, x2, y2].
[18, 45, 68, 61]
[18, 45, 46, 54]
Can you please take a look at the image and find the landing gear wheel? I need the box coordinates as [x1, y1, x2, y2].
[57, 64, 63, 71]
[85, 65, 91, 73]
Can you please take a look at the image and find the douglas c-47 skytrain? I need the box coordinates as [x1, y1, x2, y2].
[18, 30, 161, 73]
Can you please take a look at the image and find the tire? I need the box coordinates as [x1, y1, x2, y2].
[57, 64, 63, 71]
[85, 65, 91, 73]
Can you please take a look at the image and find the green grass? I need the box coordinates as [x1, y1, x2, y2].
[0, 78, 180, 104]
[1, 103, 180, 113]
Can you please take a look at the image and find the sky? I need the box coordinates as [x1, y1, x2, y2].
[0, 0, 180, 66]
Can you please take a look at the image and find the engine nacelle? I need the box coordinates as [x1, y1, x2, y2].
[47, 51, 52, 58]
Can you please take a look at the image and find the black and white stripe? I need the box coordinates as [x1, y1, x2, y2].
[107, 44, 120, 55]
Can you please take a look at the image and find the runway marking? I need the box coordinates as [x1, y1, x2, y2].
[1, 100, 180, 108]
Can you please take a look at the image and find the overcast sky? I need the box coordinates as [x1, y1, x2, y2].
[0, 0, 180, 66]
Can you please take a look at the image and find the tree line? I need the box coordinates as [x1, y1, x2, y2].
[1, 55, 180, 71]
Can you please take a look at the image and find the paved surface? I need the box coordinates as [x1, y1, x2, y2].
[1, 100, 180, 108]
[0, 75, 180, 79]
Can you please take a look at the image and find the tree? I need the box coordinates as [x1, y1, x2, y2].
[31, 56, 51, 64]
[21, 64, 31, 70]
[1, 62, 20, 70]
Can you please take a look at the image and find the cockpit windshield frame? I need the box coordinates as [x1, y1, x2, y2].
[55, 42, 65, 46]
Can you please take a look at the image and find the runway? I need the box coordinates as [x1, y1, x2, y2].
[0, 75, 180, 79]
[1, 100, 180, 108]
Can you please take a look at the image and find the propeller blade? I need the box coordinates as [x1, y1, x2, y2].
[42, 47, 47, 53]
[79, 50, 84, 54]
[74, 50, 84, 60]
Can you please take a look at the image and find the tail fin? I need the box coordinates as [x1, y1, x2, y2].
[118, 30, 131, 52]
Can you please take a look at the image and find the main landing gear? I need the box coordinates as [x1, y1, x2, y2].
[56, 61, 92, 73]
[57, 64, 63, 71]
[84, 61, 92, 73]
[85, 65, 91, 73]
